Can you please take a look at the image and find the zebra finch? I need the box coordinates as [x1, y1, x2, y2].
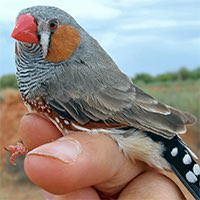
[9, 6, 200, 199]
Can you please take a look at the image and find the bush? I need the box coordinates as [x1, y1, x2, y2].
[132, 67, 200, 83]
[132, 73, 153, 83]
[155, 72, 178, 82]
[190, 67, 200, 80]
[0, 74, 18, 90]
[177, 67, 191, 80]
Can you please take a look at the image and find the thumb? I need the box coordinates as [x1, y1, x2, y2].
[20, 114, 145, 195]
[24, 132, 144, 195]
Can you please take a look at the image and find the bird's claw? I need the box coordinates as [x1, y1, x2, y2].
[4, 142, 28, 165]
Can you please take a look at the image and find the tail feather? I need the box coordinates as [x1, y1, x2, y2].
[163, 135, 200, 200]
[147, 133, 200, 199]
[170, 164, 200, 199]
[167, 105, 197, 125]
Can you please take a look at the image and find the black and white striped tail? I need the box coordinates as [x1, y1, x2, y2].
[148, 133, 200, 199]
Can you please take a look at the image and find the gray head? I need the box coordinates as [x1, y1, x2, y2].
[18, 6, 79, 27]
[11, 6, 122, 99]
[12, 6, 88, 61]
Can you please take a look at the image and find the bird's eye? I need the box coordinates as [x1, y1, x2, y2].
[48, 19, 58, 31]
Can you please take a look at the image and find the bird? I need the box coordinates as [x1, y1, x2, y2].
[10, 5, 199, 199]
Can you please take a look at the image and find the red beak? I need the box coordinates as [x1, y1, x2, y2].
[11, 13, 39, 44]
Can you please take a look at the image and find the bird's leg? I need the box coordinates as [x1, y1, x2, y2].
[4, 142, 28, 165]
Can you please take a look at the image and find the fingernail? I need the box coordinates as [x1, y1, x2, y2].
[28, 137, 82, 163]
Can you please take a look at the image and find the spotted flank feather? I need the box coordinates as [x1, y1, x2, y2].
[147, 133, 200, 200]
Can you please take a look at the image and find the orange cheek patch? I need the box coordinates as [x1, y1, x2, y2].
[46, 25, 80, 63]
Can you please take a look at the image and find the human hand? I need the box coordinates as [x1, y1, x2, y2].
[19, 113, 185, 200]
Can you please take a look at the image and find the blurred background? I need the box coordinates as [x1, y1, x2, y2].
[0, 0, 199, 199]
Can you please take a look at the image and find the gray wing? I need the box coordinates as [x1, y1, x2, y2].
[45, 68, 195, 139]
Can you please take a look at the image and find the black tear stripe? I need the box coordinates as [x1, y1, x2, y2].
[146, 132, 200, 200]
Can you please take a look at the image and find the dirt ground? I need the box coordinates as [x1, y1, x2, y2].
[0, 89, 199, 200]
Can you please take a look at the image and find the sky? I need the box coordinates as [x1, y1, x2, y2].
[0, 0, 200, 77]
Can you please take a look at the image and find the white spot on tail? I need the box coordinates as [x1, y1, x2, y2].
[186, 171, 197, 183]
[183, 154, 192, 165]
[178, 135, 198, 159]
[193, 164, 200, 176]
[171, 147, 178, 157]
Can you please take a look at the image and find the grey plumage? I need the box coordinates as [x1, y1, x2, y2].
[16, 6, 195, 139]
[12, 6, 199, 199]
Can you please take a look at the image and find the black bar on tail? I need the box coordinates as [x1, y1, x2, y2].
[147, 133, 200, 200]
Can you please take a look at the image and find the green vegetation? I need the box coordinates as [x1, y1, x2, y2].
[0, 74, 18, 90]
[132, 67, 200, 84]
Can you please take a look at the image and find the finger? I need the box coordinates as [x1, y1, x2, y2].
[118, 170, 185, 200]
[19, 113, 62, 150]
[163, 171, 194, 200]
[24, 132, 146, 195]
[42, 187, 100, 200]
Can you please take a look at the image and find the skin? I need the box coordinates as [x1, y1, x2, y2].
[19, 113, 185, 200]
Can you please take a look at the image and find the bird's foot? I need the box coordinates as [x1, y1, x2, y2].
[4, 142, 28, 165]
